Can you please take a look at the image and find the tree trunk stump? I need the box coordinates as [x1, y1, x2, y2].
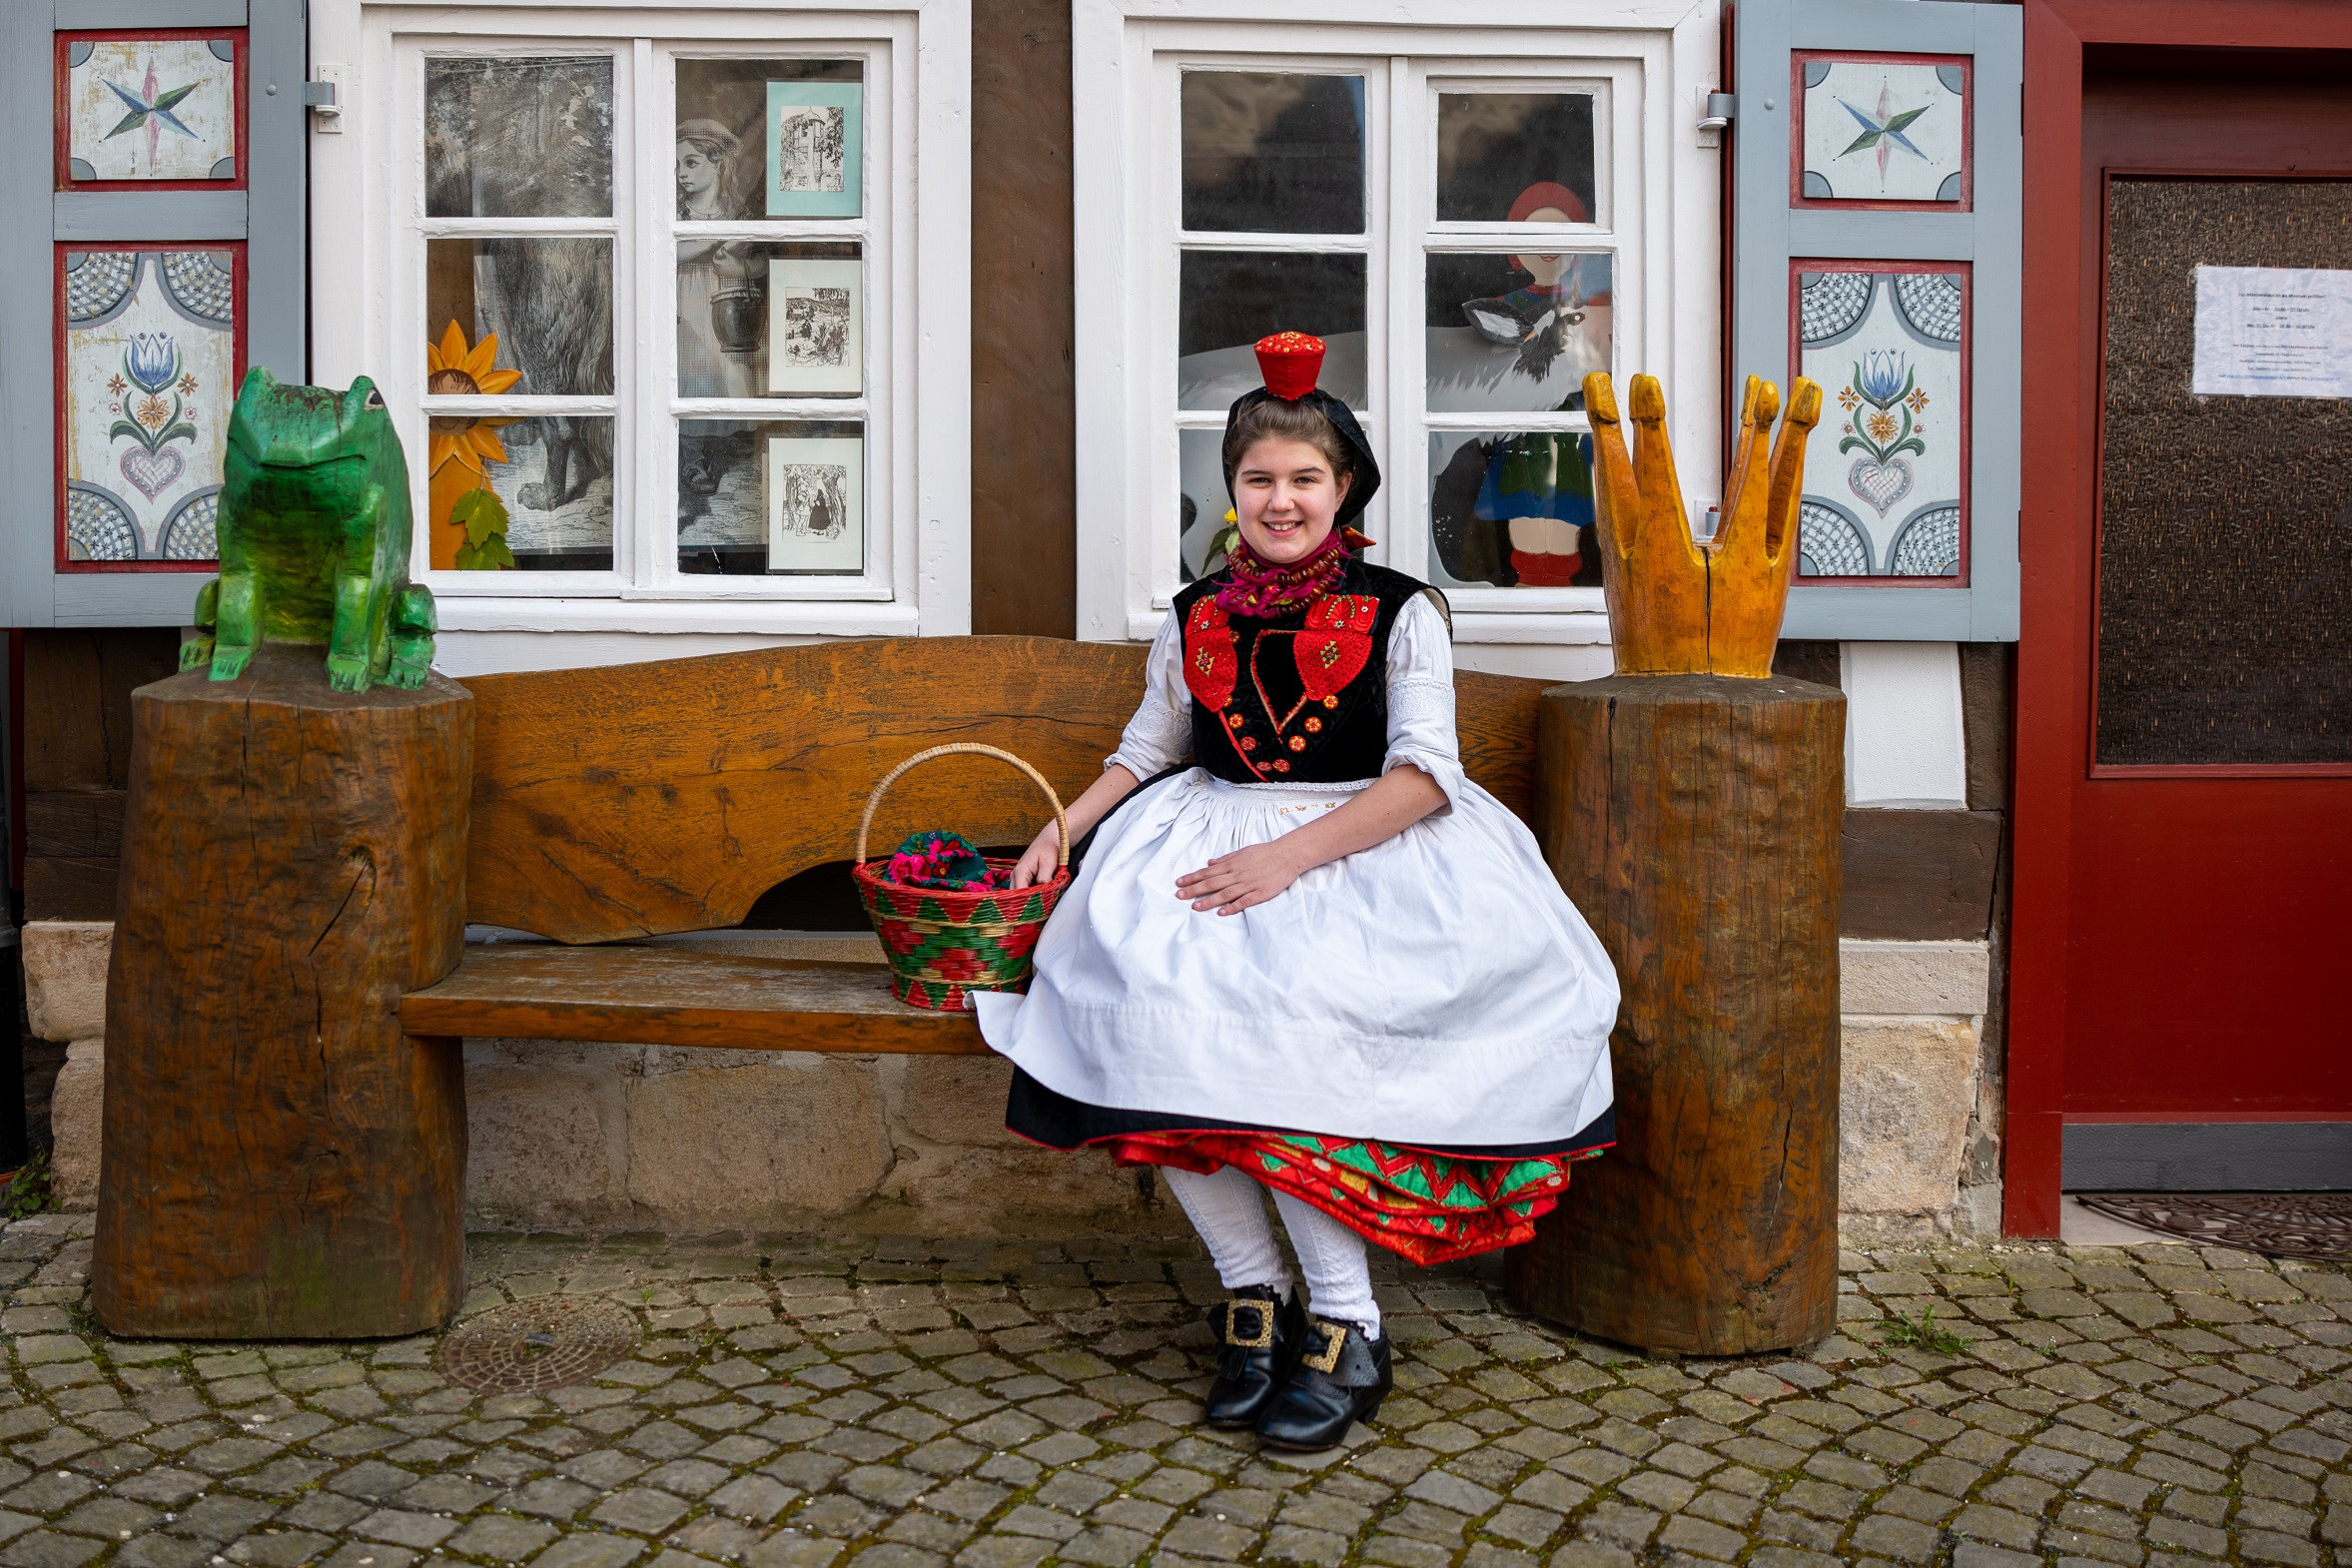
[93, 643, 472, 1338]
[1508, 674, 1843, 1355]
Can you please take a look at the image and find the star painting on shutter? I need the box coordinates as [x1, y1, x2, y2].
[64, 37, 241, 183]
[1795, 56, 1968, 208]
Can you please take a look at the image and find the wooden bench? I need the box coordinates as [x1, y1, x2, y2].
[399, 635, 1554, 1050]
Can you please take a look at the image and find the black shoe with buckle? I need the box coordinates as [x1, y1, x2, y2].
[1256, 1316, 1392, 1451]
[1202, 1285, 1303, 1429]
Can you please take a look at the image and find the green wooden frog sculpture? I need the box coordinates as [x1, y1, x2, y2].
[182, 368, 437, 692]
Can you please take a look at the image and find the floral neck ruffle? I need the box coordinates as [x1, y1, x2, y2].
[1213, 526, 1375, 619]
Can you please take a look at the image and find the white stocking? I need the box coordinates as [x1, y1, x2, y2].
[1272, 1188, 1380, 1336]
[1161, 1165, 1292, 1298]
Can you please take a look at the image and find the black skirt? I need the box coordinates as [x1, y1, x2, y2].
[1006, 1067, 1615, 1162]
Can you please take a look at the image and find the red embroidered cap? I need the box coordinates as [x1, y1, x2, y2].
[1254, 332, 1325, 401]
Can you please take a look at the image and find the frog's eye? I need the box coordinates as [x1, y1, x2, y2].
[363, 388, 386, 410]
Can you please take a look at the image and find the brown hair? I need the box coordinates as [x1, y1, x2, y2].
[1221, 397, 1355, 497]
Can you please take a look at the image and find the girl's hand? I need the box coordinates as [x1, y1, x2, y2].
[1011, 821, 1063, 890]
[1176, 842, 1303, 916]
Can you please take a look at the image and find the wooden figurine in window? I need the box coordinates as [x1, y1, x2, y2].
[180, 368, 437, 692]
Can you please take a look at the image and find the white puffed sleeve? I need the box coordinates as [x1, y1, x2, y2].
[1106, 609, 1195, 778]
[1382, 592, 1466, 813]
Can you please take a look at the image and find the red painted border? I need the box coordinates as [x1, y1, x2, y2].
[53, 242, 249, 573]
[1789, 51, 1972, 213]
[54, 28, 250, 194]
[2008, 0, 2352, 1239]
[1786, 257, 1969, 586]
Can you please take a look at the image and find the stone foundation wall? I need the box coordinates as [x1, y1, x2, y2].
[21, 921, 1998, 1236]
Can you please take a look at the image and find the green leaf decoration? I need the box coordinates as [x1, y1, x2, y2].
[1884, 104, 1931, 133]
[482, 536, 516, 569]
[448, 485, 510, 547]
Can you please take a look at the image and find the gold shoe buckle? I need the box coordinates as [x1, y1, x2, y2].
[1222, 1299, 1275, 1349]
[1299, 1318, 1349, 1373]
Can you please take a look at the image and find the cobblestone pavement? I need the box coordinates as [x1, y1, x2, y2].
[2, 1215, 2350, 1568]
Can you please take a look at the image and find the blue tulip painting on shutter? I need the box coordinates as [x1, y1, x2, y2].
[1794, 265, 1965, 579]
[62, 249, 240, 564]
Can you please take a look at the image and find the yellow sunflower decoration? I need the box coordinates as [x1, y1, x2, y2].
[426, 321, 521, 473]
[424, 322, 522, 569]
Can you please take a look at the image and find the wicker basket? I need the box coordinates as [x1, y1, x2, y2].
[850, 744, 1073, 1011]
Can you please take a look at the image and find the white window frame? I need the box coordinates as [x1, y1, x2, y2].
[310, 0, 971, 638]
[1074, 0, 1725, 662]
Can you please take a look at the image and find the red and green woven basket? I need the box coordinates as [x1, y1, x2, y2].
[851, 744, 1073, 1011]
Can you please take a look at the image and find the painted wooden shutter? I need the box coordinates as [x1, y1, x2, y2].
[1733, 0, 2022, 639]
[0, 0, 307, 627]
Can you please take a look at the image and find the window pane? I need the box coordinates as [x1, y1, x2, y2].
[1426, 252, 1611, 413]
[1178, 252, 1367, 408]
[679, 418, 864, 575]
[677, 59, 864, 221]
[1178, 427, 1236, 584]
[425, 57, 613, 218]
[427, 239, 614, 397]
[427, 414, 614, 571]
[677, 241, 862, 398]
[1435, 92, 1596, 226]
[1181, 72, 1364, 235]
[1428, 429, 1600, 590]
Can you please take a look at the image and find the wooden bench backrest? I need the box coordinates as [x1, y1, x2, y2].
[461, 635, 1551, 943]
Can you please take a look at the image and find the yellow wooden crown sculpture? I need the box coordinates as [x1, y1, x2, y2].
[1584, 371, 1823, 677]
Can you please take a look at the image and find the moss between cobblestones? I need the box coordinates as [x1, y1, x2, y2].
[0, 1216, 2348, 1568]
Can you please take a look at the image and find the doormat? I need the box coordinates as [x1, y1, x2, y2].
[2076, 1191, 2352, 1263]
[438, 1294, 641, 1394]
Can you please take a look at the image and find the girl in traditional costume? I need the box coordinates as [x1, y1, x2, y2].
[975, 333, 1619, 1451]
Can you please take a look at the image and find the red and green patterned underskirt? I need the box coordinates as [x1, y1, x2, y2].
[1101, 1131, 1601, 1267]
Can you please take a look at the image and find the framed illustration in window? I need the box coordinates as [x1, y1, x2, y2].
[767, 433, 863, 571]
[765, 81, 861, 218]
[768, 257, 862, 394]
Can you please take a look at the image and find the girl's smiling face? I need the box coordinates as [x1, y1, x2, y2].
[1233, 436, 1350, 565]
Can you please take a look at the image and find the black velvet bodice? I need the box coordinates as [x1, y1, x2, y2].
[1171, 559, 1434, 786]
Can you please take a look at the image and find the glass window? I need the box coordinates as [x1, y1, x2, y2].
[670, 58, 870, 578]
[1178, 252, 1367, 408]
[1173, 71, 1371, 583]
[1434, 92, 1596, 226]
[425, 57, 614, 219]
[1181, 71, 1365, 234]
[1152, 60, 1626, 600]
[1425, 251, 1610, 414]
[411, 44, 892, 593]
[421, 54, 619, 575]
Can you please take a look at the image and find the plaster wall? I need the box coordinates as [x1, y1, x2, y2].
[23, 922, 1999, 1237]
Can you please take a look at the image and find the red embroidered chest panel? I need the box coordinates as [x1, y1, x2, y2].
[1179, 591, 1387, 782]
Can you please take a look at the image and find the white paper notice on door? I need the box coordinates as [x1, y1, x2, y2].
[2192, 266, 2352, 397]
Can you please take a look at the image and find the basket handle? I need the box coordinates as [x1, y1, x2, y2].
[856, 743, 1073, 873]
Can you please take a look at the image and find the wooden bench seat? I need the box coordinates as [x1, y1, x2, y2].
[401, 944, 987, 1053]
[416, 635, 1552, 1052]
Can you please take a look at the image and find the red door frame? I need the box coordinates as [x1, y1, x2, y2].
[2007, 0, 2352, 1237]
